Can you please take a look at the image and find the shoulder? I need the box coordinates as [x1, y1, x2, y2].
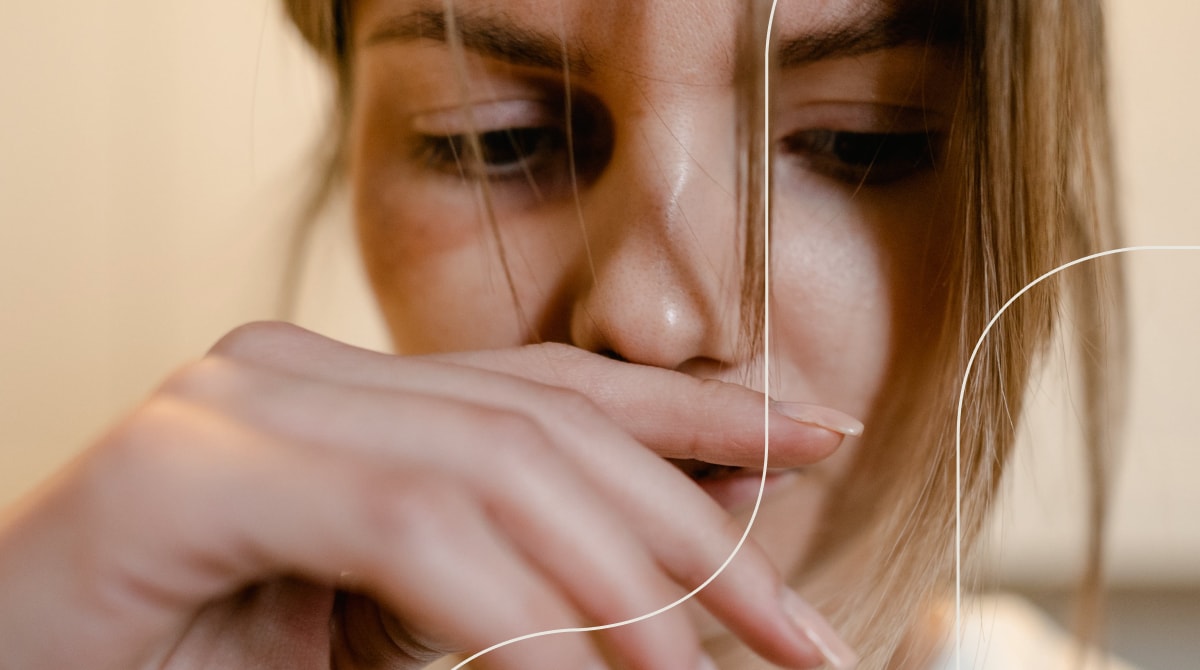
[925, 593, 1140, 670]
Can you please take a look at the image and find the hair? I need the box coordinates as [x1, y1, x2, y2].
[281, 0, 1124, 667]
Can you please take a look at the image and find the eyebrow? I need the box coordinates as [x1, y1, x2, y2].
[363, 8, 592, 76]
[363, 4, 959, 77]
[776, 3, 962, 68]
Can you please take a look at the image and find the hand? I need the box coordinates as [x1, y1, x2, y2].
[0, 322, 854, 669]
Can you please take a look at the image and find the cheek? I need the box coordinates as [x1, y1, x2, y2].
[770, 173, 955, 420]
[354, 167, 502, 351]
[770, 200, 893, 420]
[348, 90, 542, 351]
[353, 161, 582, 353]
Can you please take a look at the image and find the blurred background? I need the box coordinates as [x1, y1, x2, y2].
[1, 2, 1197, 668]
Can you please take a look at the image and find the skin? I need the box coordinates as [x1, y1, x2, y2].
[353, 0, 958, 662]
[0, 0, 960, 669]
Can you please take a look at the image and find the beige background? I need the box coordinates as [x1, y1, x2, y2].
[979, 0, 1200, 587]
[2, 1, 1198, 667]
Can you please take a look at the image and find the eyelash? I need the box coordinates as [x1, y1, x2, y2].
[412, 107, 939, 190]
[412, 94, 613, 193]
[415, 125, 569, 181]
[780, 129, 940, 185]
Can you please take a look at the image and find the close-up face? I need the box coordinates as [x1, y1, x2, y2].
[6, 0, 1177, 667]
[7, 0, 1182, 668]
[347, 0, 962, 583]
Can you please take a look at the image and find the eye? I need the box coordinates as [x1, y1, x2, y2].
[411, 92, 613, 193]
[781, 129, 939, 185]
[417, 125, 569, 180]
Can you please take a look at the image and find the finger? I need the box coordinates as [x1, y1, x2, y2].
[428, 343, 861, 461]
[322, 480, 606, 670]
[203, 324, 847, 666]
[76, 398, 612, 670]
[174, 355, 835, 668]
[161, 578, 335, 669]
[162, 362, 709, 669]
[207, 322, 853, 469]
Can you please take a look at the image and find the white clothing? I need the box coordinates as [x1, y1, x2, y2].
[927, 594, 1141, 670]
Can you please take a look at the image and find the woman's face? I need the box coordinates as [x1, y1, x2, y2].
[348, 0, 959, 590]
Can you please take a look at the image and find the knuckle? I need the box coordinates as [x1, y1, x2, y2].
[544, 386, 603, 425]
[156, 356, 242, 402]
[207, 320, 305, 360]
[482, 411, 554, 474]
[364, 476, 469, 545]
[99, 396, 189, 463]
[84, 397, 203, 504]
[696, 376, 743, 407]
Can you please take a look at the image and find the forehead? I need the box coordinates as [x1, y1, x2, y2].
[352, 0, 961, 83]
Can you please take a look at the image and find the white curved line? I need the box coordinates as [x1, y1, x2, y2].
[954, 244, 1200, 668]
[450, 3, 783, 667]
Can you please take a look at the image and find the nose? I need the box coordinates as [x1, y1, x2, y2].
[568, 100, 743, 371]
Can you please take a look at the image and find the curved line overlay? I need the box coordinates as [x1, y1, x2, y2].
[450, 3, 783, 668]
[953, 244, 1200, 669]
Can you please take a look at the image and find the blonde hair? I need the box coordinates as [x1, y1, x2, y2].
[282, 0, 1123, 666]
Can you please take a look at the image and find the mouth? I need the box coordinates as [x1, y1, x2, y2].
[668, 459, 796, 510]
[667, 458, 753, 482]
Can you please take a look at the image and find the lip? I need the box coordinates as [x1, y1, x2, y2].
[681, 467, 798, 510]
[667, 458, 801, 509]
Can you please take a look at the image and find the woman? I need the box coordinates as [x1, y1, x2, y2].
[0, 0, 1121, 668]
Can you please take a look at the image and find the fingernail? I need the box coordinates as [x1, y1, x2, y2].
[771, 402, 864, 436]
[780, 589, 858, 669]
